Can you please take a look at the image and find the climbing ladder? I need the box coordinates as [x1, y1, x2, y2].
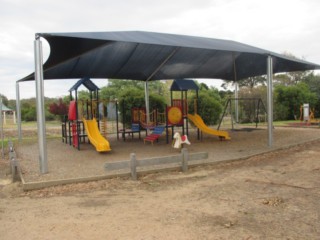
[99, 118, 107, 137]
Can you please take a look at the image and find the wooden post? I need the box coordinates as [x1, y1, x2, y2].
[130, 153, 137, 180]
[181, 148, 189, 172]
[8, 141, 18, 182]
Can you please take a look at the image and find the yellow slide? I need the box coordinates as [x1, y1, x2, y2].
[82, 118, 111, 152]
[187, 114, 231, 140]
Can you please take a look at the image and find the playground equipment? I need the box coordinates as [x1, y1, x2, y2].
[118, 123, 142, 141]
[118, 101, 184, 143]
[167, 106, 183, 125]
[117, 103, 148, 141]
[62, 78, 112, 151]
[218, 98, 267, 130]
[188, 114, 231, 140]
[172, 132, 191, 149]
[117, 79, 199, 143]
[67, 100, 93, 149]
[131, 107, 158, 129]
[299, 103, 319, 125]
[82, 118, 111, 152]
[77, 99, 112, 137]
[308, 108, 319, 124]
[118, 79, 230, 144]
[143, 125, 166, 145]
[170, 79, 199, 136]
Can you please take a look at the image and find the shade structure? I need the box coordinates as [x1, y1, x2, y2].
[19, 31, 320, 82]
[17, 30, 320, 174]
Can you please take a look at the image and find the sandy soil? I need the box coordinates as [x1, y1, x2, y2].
[0, 126, 320, 239]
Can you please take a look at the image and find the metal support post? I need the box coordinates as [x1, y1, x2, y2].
[16, 82, 22, 141]
[144, 81, 150, 134]
[267, 55, 273, 147]
[0, 98, 3, 159]
[234, 82, 239, 123]
[34, 35, 48, 173]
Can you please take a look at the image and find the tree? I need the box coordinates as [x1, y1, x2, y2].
[188, 91, 222, 125]
[48, 98, 69, 120]
[238, 76, 266, 89]
[118, 87, 166, 127]
[19, 99, 34, 121]
[274, 82, 317, 120]
[18, 97, 57, 122]
[274, 72, 309, 86]
[199, 82, 209, 90]
[237, 86, 267, 123]
[100, 79, 171, 102]
[222, 76, 266, 90]
[301, 72, 320, 118]
[0, 94, 9, 106]
[303, 72, 320, 95]
[274, 52, 310, 86]
[100, 79, 145, 101]
[188, 85, 223, 125]
[77, 90, 91, 101]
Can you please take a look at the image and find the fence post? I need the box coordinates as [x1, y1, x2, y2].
[181, 148, 189, 172]
[130, 153, 137, 180]
[8, 141, 18, 182]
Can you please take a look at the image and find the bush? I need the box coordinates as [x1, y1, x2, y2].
[22, 106, 37, 121]
[119, 88, 166, 127]
[274, 83, 317, 120]
[188, 92, 222, 125]
[48, 98, 69, 121]
[274, 104, 290, 121]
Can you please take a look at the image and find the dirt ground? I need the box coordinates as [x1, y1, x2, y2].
[0, 126, 320, 239]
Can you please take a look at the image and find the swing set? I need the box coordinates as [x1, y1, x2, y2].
[218, 98, 267, 130]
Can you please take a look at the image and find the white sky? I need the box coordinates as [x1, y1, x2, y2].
[1, 0, 320, 100]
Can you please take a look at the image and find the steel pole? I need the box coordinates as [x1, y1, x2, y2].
[144, 81, 150, 134]
[267, 55, 273, 147]
[16, 82, 22, 141]
[0, 98, 4, 159]
[234, 82, 239, 123]
[233, 53, 239, 123]
[143, 47, 179, 134]
[34, 36, 48, 173]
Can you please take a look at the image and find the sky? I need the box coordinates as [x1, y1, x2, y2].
[1, 0, 320, 100]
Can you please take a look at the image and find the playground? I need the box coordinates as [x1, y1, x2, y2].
[3, 78, 320, 187]
[12, 124, 320, 184]
[1, 126, 320, 239]
[2, 74, 320, 239]
[2, 78, 320, 239]
[2, 30, 320, 239]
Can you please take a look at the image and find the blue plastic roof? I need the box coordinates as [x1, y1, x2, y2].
[69, 77, 100, 92]
[170, 79, 199, 91]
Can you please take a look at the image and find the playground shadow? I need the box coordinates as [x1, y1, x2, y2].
[16, 126, 320, 189]
[231, 128, 265, 132]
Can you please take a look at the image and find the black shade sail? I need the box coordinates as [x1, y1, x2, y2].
[19, 31, 320, 82]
